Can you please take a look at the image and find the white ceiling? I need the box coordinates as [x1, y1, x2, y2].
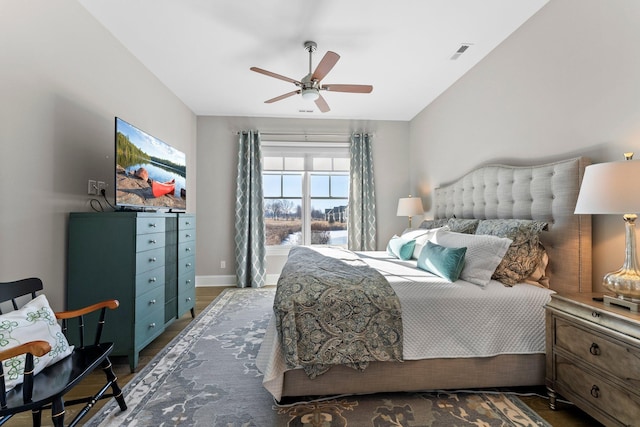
[79, 0, 549, 121]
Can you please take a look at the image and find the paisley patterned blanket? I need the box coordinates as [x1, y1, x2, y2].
[273, 246, 403, 379]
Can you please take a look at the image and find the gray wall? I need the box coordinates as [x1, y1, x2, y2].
[196, 116, 410, 284]
[1, 1, 196, 310]
[409, 0, 640, 292]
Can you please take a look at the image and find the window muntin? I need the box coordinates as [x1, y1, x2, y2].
[262, 145, 349, 248]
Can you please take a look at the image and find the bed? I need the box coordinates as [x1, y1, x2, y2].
[256, 156, 592, 401]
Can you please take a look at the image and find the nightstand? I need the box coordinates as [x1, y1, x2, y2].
[545, 293, 640, 426]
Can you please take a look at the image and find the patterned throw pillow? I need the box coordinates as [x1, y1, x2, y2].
[475, 219, 548, 286]
[418, 218, 449, 230]
[447, 218, 480, 234]
[0, 295, 74, 391]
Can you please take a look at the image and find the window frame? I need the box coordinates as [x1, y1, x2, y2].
[262, 142, 350, 255]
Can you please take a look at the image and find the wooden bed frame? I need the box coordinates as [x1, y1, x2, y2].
[277, 156, 592, 397]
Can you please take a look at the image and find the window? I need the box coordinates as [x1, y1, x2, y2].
[262, 143, 349, 250]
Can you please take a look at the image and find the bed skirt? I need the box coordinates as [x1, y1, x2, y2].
[281, 353, 545, 397]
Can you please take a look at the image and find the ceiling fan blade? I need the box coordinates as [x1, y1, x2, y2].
[265, 90, 300, 103]
[315, 94, 330, 113]
[311, 51, 340, 82]
[250, 67, 301, 85]
[322, 84, 373, 93]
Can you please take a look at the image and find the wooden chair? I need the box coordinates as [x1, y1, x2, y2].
[0, 278, 127, 426]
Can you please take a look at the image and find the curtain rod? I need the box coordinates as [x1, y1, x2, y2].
[236, 131, 373, 137]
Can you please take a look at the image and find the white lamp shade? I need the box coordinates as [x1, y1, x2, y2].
[397, 197, 424, 217]
[575, 160, 640, 214]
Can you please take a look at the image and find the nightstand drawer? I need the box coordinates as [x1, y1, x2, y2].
[556, 354, 640, 425]
[556, 317, 640, 383]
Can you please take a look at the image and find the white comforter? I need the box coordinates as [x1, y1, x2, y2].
[256, 248, 554, 400]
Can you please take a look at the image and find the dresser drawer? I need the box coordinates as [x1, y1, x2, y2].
[178, 255, 195, 277]
[136, 231, 166, 253]
[135, 307, 164, 349]
[135, 265, 165, 297]
[135, 286, 164, 320]
[178, 241, 195, 258]
[555, 317, 640, 383]
[178, 216, 196, 230]
[556, 354, 640, 425]
[137, 216, 166, 234]
[178, 228, 196, 243]
[135, 247, 165, 273]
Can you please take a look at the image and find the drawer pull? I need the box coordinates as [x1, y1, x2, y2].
[590, 385, 600, 398]
[149, 223, 157, 228]
[591, 311, 600, 318]
[149, 277, 157, 283]
[186, 297, 192, 302]
[185, 221, 191, 225]
[185, 247, 191, 252]
[186, 279, 192, 284]
[589, 343, 601, 356]
[149, 239, 157, 244]
[150, 257, 157, 262]
[149, 299, 157, 305]
[186, 262, 192, 267]
[185, 234, 192, 238]
[149, 322, 156, 329]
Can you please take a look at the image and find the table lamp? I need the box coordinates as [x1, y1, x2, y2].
[397, 195, 424, 228]
[574, 153, 640, 311]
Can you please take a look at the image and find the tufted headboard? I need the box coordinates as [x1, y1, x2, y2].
[432, 157, 592, 294]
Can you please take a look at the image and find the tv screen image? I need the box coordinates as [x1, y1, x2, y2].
[115, 117, 186, 210]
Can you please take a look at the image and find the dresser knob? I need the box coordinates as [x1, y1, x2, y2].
[185, 247, 191, 252]
[591, 311, 600, 318]
[149, 323, 156, 329]
[186, 262, 192, 267]
[150, 257, 157, 262]
[590, 385, 600, 398]
[149, 223, 157, 228]
[186, 297, 192, 302]
[149, 277, 157, 283]
[149, 239, 156, 244]
[185, 234, 192, 238]
[589, 343, 600, 355]
[149, 299, 156, 305]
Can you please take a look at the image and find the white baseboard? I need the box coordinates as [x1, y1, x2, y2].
[196, 274, 280, 287]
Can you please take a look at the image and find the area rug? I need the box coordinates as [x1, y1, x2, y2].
[86, 288, 551, 426]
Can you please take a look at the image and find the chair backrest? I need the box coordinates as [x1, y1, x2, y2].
[0, 278, 43, 313]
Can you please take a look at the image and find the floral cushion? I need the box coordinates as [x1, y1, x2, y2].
[0, 295, 74, 391]
[447, 218, 480, 234]
[418, 218, 449, 229]
[475, 219, 548, 286]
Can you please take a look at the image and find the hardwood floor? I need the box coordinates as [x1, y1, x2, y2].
[7, 286, 601, 426]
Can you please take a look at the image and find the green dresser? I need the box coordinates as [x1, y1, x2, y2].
[177, 214, 196, 317]
[67, 211, 196, 371]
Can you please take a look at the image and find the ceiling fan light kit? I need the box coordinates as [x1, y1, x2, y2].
[250, 40, 373, 113]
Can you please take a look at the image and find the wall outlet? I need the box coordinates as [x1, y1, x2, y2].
[88, 180, 97, 195]
[220, 260, 226, 269]
[97, 181, 106, 195]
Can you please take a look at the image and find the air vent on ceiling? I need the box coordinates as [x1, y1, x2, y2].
[450, 44, 472, 60]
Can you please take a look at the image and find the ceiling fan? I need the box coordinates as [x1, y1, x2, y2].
[250, 41, 373, 113]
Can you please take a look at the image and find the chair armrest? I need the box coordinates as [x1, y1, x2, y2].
[0, 340, 51, 362]
[55, 300, 119, 320]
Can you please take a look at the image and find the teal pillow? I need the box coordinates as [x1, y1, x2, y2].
[387, 236, 416, 260]
[417, 241, 467, 282]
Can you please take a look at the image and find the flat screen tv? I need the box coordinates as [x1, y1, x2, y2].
[115, 117, 186, 211]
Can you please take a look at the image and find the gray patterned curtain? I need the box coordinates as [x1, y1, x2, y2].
[234, 130, 266, 288]
[348, 132, 377, 251]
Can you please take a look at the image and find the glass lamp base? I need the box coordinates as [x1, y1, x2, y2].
[603, 269, 640, 301]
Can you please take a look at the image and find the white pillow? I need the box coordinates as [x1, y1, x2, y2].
[0, 295, 74, 391]
[432, 229, 512, 287]
[409, 226, 448, 259]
